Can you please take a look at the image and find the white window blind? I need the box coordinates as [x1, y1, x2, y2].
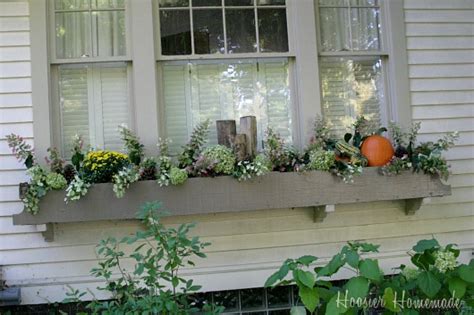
[317, 0, 387, 138]
[59, 63, 130, 156]
[320, 57, 384, 137]
[162, 58, 292, 151]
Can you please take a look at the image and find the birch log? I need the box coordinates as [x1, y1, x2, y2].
[216, 120, 236, 148]
[240, 116, 257, 158]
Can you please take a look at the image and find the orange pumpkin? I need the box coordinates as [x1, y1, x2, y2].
[360, 135, 394, 166]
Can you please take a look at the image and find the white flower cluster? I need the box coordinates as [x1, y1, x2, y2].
[401, 267, 420, 281]
[113, 167, 140, 198]
[65, 175, 91, 203]
[234, 155, 270, 181]
[434, 250, 457, 273]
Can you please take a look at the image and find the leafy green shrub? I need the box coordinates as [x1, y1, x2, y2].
[306, 149, 336, 171]
[199, 145, 236, 175]
[112, 166, 140, 198]
[82, 201, 222, 314]
[119, 124, 144, 166]
[82, 150, 129, 183]
[169, 167, 188, 185]
[264, 128, 301, 172]
[6, 133, 35, 168]
[45, 172, 67, 190]
[265, 239, 474, 314]
[179, 120, 211, 169]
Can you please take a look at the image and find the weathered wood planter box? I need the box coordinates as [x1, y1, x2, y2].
[13, 168, 450, 233]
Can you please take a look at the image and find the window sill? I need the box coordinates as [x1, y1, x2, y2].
[13, 167, 451, 241]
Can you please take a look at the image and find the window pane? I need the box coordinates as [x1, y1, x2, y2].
[319, 0, 347, 6]
[160, 10, 192, 55]
[99, 65, 130, 151]
[59, 64, 130, 155]
[226, 9, 256, 53]
[162, 59, 292, 151]
[258, 0, 286, 5]
[193, 0, 222, 6]
[159, 0, 189, 7]
[92, 0, 125, 9]
[55, 0, 89, 10]
[193, 9, 225, 54]
[225, 0, 254, 6]
[319, 8, 350, 51]
[351, 8, 380, 50]
[56, 12, 91, 58]
[258, 8, 288, 52]
[94, 11, 127, 56]
[319, 57, 384, 138]
[59, 66, 90, 157]
[350, 0, 378, 6]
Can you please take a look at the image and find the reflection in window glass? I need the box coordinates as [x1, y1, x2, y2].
[55, 0, 89, 10]
[319, 57, 384, 137]
[258, 0, 285, 5]
[95, 11, 127, 56]
[258, 8, 288, 52]
[162, 59, 292, 151]
[319, 8, 351, 51]
[193, 0, 221, 6]
[226, 9, 257, 53]
[56, 12, 91, 58]
[92, 0, 125, 9]
[160, 10, 192, 55]
[58, 63, 130, 156]
[158, 0, 189, 7]
[350, 8, 380, 50]
[193, 9, 225, 54]
[319, 3, 381, 51]
[226, 0, 254, 5]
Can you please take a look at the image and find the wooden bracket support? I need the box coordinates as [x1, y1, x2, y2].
[405, 198, 430, 215]
[313, 205, 335, 222]
[42, 223, 54, 242]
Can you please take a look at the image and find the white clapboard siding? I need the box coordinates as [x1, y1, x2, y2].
[0, 0, 473, 306]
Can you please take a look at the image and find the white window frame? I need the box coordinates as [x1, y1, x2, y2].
[30, 0, 409, 157]
[313, 0, 411, 132]
[30, 0, 161, 159]
[155, 0, 294, 60]
[154, 0, 302, 147]
[47, 0, 135, 155]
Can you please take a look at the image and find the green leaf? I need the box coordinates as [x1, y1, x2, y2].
[278, 263, 290, 279]
[290, 306, 307, 315]
[412, 239, 440, 253]
[448, 277, 467, 298]
[299, 286, 319, 313]
[297, 255, 318, 266]
[417, 271, 441, 298]
[358, 243, 380, 253]
[344, 250, 360, 269]
[383, 287, 401, 313]
[344, 276, 369, 300]
[458, 264, 474, 283]
[317, 253, 344, 277]
[325, 293, 347, 315]
[359, 259, 382, 282]
[265, 270, 282, 288]
[295, 269, 316, 288]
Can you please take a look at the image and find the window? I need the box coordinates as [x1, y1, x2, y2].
[317, 0, 387, 137]
[158, 0, 288, 56]
[52, 0, 131, 156]
[157, 0, 292, 150]
[162, 58, 292, 151]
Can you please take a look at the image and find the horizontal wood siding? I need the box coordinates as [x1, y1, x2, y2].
[0, 0, 472, 305]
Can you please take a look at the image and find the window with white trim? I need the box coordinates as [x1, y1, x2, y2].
[52, 0, 131, 156]
[317, 0, 387, 137]
[157, 0, 292, 150]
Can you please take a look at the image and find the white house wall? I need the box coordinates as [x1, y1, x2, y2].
[0, 0, 473, 305]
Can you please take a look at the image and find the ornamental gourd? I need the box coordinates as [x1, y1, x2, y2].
[360, 135, 394, 167]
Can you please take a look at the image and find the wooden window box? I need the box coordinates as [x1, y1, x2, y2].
[13, 168, 451, 241]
